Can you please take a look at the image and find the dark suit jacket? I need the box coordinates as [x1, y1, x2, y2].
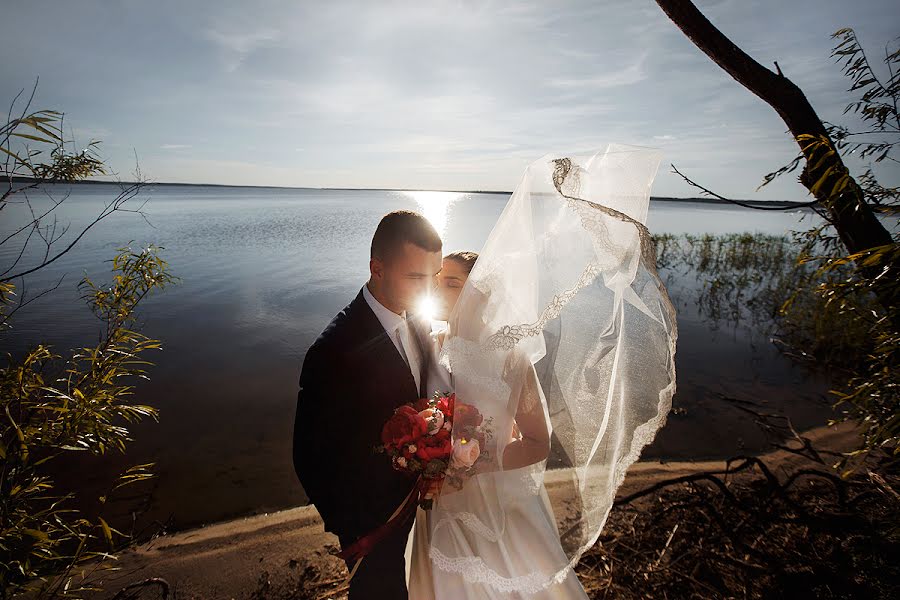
[292, 287, 430, 542]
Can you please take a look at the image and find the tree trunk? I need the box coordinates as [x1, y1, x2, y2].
[655, 0, 897, 314]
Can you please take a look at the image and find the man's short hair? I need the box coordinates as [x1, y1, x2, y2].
[371, 210, 442, 262]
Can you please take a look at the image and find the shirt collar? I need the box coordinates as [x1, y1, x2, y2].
[362, 283, 406, 334]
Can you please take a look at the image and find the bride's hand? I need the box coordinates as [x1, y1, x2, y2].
[501, 365, 550, 469]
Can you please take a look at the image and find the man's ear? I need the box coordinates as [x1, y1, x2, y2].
[370, 257, 384, 280]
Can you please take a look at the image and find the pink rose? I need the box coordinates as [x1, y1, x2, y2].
[418, 408, 445, 435]
[450, 438, 481, 469]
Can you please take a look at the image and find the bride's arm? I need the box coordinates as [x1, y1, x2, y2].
[437, 361, 549, 497]
[501, 363, 550, 469]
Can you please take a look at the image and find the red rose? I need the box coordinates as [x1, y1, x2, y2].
[436, 394, 455, 418]
[381, 405, 428, 450]
[434, 427, 451, 442]
[413, 398, 431, 412]
[453, 403, 483, 429]
[416, 432, 452, 462]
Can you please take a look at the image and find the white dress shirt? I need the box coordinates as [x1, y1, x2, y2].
[363, 284, 421, 392]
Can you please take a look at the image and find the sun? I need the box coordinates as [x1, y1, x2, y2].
[416, 295, 438, 322]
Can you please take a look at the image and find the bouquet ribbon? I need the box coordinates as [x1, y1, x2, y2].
[333, 476, 429, 579]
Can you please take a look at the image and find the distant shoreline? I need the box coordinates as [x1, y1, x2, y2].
[8, 176, 813, 209]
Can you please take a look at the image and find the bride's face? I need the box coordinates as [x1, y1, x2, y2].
[434, 258, 468, 321]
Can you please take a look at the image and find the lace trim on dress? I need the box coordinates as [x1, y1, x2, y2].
[429, 544, 578, 595]
[434, 510, 506, 542]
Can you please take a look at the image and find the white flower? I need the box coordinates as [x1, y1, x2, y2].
[450, 438, 481, 469]
[443, 421, 452, 431]
[408, 444, 417, 453]
[418, 408, 444, 434]
[397, 457, 408, 468]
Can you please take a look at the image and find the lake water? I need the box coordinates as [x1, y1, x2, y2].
[0, 183, 853, 531]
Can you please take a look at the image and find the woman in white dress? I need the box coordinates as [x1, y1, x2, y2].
[405, 147, 678, 599]
[407, 251, 590, 599]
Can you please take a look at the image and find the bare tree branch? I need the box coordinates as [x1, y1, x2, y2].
[0, 273, 65, 330]
[670, 164, 821, 210]
[0, 180, 146, 284]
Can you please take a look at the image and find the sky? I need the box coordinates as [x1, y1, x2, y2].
[1, 0, 898, 201]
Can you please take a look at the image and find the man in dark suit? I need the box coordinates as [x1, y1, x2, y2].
[293, 210, 442, 599]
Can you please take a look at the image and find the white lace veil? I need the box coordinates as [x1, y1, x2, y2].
[428, 145, 677, 595]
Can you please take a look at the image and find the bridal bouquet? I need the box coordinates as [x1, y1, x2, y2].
[375, 392, 492, 508]
[338, 395, 493, 566]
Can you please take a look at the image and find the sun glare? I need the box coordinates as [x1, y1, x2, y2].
[406, 191, 461, 238]
[417, 295, 438, 322]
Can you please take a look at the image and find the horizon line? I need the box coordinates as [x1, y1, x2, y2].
[10, 176, 812, 207]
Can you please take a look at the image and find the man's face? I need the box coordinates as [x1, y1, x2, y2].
[371, 242, 442, 314]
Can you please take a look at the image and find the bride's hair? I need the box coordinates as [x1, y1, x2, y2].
[444, 251, 478, 274]
[370, 210, 442, 261]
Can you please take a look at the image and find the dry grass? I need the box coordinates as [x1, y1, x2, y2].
[576, 431, 899, 599]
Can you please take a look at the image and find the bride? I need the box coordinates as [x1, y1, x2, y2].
[407, 249, 590, 599]
[405, 145, 679, 598]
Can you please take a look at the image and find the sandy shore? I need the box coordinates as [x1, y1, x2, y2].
[85, 421, 863, 600]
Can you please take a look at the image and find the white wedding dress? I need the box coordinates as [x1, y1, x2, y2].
[403, 146, 677, 599]
[405, 335, 590, 599]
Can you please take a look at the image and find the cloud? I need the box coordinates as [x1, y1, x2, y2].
[71, 126, 112, 142]
[204, 27, 280, 54]
[203, 26, 282, 71]
[547, 53, 649, 89]
[161, 144, 192, 150]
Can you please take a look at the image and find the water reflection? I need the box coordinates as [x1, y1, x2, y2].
[406, 190, 462, 238]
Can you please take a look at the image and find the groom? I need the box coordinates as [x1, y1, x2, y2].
[292, 210, 442, 599]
